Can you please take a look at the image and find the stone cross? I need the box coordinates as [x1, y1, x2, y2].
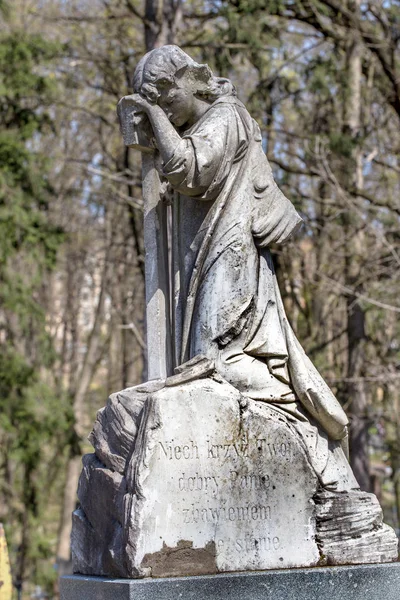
[117, 100, 172, 380]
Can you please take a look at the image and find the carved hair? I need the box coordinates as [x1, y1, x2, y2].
[133, 45, 236, 103]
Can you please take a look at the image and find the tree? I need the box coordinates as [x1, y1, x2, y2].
[0, 13, 68, 596]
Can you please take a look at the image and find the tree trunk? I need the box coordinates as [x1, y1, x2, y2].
[145, 0, 182, 50]
[341, 1, 371, 491]
[55, 455, 82, 575]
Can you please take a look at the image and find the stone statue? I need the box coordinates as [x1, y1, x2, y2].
[118, 45, 353, 490]
[71, 46, 398, 579]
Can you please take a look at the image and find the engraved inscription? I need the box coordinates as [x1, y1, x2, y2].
[216, 536, 281, 552]
[179, 472, 219, 494]
[235, 535, 281, 552]
[256, 438, 293, 459]
[157, 428, 292, 564]
[177, 471, 271, 496]
[158, 440, 199, 460]
[183, 503, 271, 524]
[157, 435, 294, 461]
[206, 438, 249, 459]
[229, 470, 270, 490]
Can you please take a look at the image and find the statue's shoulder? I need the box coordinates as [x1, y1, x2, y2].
[182, 96, 239, 137]
[210, 95, 247, 112]
[211, 96, 258, 140]
[191, 96, 249, 132]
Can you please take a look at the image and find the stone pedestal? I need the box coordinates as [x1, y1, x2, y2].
[131, 379, 321, 575]
[72, 374, 398, 578]
[73, 377, 321, 576]
[61, 563, 400, 600]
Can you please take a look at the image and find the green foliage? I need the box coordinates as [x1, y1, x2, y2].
[0, 33, 59, 109]
[0, 350, 33, 427]
[307, 60, 336, 96]
[0, 0, 9, 16]
[328, 131, 358, 158]
[0, 350, 71, 457]
[0, 23, 66, 596]
[0, 32, 64, 323]
[0, 33, 63, 264]
[227, 0, 285, 15]
[0, 347, 71, 592]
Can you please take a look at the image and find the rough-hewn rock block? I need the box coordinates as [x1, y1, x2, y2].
[72, 375, 398, 578]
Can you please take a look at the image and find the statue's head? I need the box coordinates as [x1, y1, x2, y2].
[133, 45, 235, 127]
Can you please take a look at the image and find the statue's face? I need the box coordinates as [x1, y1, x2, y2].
[142, 57, 206, 128]
[156, 80, 196, 128]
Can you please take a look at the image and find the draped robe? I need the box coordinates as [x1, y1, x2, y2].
[162, 95, 352, 469]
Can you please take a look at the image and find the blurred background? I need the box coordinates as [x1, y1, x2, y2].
[0, 0, 399, 597]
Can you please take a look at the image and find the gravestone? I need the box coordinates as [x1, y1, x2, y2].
[71, 367, 397, 578]
[72, 376, 320, 576]
[63, 45, 399, 599]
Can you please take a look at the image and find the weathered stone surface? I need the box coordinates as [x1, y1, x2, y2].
[72, 375, 398, 578]
[120, 46, 350, 447]
[129, 378, 320, 576]
[72, 376, 321, 577]
[164, 355, 215, 387]
[315, 491, 398, 564]
[61, 563, 400, 600]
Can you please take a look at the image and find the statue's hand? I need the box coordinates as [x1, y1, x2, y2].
[123, 93, 154, 114]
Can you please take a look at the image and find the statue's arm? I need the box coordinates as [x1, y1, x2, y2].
[126, 94, 237, 199]
[123, 93, 185, 163]
[162, 106, 235, 198]
[146, 104, 186, 163]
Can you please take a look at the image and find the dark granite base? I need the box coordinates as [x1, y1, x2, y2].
[61, 562, 400, 600]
